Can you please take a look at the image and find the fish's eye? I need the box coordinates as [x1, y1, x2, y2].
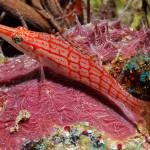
[12, 36, 23, 44]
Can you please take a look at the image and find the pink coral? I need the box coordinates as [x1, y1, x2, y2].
[0, 55, 137, 149]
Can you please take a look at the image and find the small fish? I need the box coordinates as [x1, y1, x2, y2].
[0, 24, 148, 127]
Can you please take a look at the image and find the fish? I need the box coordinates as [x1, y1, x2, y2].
[0, 24, 149, 131]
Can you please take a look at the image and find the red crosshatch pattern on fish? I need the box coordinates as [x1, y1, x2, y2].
[0, 24, 148, 121]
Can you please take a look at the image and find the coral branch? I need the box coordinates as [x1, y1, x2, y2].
[87, 0, 91, 23]
[0, 0, 50, 31]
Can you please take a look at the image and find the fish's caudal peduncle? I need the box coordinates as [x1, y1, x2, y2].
[0, 24, 148, 127]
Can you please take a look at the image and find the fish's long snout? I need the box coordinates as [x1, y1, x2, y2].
[0, 24, 27, 55]
[0, 24, 16, 39]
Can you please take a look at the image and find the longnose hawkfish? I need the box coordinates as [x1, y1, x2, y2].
[0, 24, 149, 131]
